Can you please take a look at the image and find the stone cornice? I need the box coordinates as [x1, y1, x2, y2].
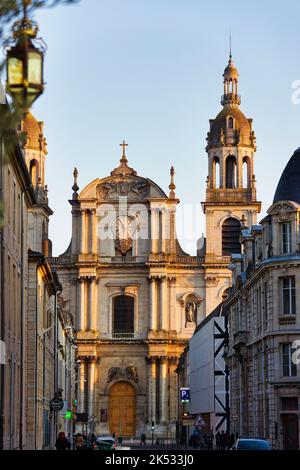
[77, 338, 189, 346]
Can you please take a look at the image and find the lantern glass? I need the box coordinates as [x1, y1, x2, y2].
[28, 51, 42, 85]
[8, 57, 23, 85]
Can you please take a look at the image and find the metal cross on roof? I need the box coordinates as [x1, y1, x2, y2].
[120, 140, 128, 157]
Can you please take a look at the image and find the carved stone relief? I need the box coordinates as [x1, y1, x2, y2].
[107, 366, 139, 384]
[97, 179, 149, 201]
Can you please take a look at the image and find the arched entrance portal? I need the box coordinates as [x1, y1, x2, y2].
[109, 381, 136, 436]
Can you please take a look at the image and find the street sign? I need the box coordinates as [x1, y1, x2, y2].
[194, 414, 206, 427]
[50, 398, 64, 412]
[76, 412, 88, 423]
[60, 400, 69, 416]
[180, 387, 190, 403]
[182, 414, 197, 427]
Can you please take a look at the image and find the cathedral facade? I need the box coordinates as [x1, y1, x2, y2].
[49, 55, 261, 437]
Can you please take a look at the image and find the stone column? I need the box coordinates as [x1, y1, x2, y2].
[91, 209, 98, 254]
[150, 208, 158, 254]
[160, 277, 167, 330]
[88, 359, 95, 418]
[169, 358, 178, 423]
[149, 277, 157, 330]
[147, 357, 157, 423]
[87, 278, 94, 330]
[237, 151, 243, 189]
[91, 279, 98, 331]
[71, 205, 80, 254]
[161, 208, 167, 254]
[81, 209, 87, 254]
[78, 360, 86, 413]
[159, 357, 168, 424]
[220, 151, 225, 189]
[169, 207, 176, 255]
[79, 278, 86, 331]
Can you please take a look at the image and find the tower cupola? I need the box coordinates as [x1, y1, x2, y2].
[222, 54, 240, 107]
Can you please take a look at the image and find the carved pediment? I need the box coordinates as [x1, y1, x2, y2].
[107, 366, 138, 383]
[269, 202, 296, 221]
[97, 178, 149, 201]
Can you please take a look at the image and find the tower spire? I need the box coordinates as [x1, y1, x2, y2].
[222, 48, 240, 107]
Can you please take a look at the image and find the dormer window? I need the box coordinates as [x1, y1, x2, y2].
[281, 222, 292, 254]
[228, 117, 234, 129]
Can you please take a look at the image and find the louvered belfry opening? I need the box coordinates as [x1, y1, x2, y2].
[113, 295, 134, 334]
[222, 217, 241, 255]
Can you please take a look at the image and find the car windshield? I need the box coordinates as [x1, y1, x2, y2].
[238, 440, 270, 450]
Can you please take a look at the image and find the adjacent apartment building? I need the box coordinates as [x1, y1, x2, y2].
[0, 90, 76, 449]
[225, 148, 300, 450]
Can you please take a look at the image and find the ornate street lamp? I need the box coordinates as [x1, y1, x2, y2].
[5, 0, 46, 112]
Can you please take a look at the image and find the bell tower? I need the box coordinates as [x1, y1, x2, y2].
[22, 112, 53, 256]
[202, 54, 261, 314]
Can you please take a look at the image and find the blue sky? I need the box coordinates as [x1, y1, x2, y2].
[29, 0, 300, 255]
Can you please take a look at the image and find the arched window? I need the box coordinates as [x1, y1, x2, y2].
[113, 295, 134, 337]
[228, 117, 234, 129]
[30, 159, 38, 186]
[222, 218, 241, 255]
[242, 156, 251, 188]
[212, 157, 220, 188]
[225, 155, 237, 188]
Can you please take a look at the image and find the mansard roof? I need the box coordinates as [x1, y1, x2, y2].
[273, 148, 300, 205]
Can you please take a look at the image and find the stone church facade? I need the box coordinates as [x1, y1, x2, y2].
[49, 54, 261, 437]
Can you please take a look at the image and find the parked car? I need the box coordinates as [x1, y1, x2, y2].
[94, 436, 131, 450]
[231, 437, 272, 450]
[95, 436, 116, 450]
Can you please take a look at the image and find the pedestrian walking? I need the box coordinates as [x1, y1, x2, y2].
[55, 432, 71, 450]
[75, 433, 85, 450]
[224, 431, 230, 450]
[216, 431, 221, 450]
[140, 432, 146, 446]
[220, 430, 225, 450]
[207, 430, 214, 450]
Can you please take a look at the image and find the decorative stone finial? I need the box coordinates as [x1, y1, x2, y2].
[240, 214, 247, 229]
[169, 166, 176, 199]
[72, 167, 79, 199]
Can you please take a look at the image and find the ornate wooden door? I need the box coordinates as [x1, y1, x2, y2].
[109, 382, 136, 436]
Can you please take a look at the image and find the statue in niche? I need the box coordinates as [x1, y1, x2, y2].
[219, 128, 225, 144]
[185, 299, 198, 327]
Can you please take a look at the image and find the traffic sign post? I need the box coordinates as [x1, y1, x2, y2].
[50, 397, 64, 412]
[194, 414, 206, 428]
[180, 387, 190, 403]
